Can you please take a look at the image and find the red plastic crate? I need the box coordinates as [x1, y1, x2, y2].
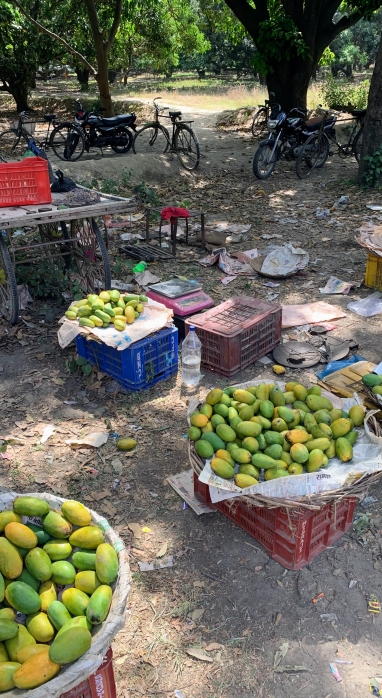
[0, 157, 52, 207]
[193, 472, 356, 570]
[60, 648, 116, 698]
[184, 297, 282, 378]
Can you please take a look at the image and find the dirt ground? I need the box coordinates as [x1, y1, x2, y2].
[1, 96, 382, 698]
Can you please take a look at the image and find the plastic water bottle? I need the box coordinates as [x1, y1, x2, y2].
[181, 325, 201, 386]
[133, 261, 147, 273]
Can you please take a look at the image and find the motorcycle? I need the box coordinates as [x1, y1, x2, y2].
[73, 101, 137, 155]
[253, 106, 337, 179]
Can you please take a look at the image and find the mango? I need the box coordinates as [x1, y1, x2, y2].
[336, 437, 353, 462]
[238, 405, 255, 421]
[49, 626, 91, 665]
[187, 426, 201, 441]
[252, 415, 271, 430]
[6, 582, 41, 615]
[42, 539, 72, 562]
[349, 405, 365, 426]
[51, 561, 76, 586]
[304, 413, 317, 430]
[269, 388, 285, 407]
[206, 388, 223, 405]
[325, 440, 336, 459]
[230, 416, 243, 431]
[75, 571, 102, 595]
[306, 438, 331, 452]
[232, 448, 252, 464]
[331, 418, 352, 439]
[86, 585, 112, 625]
[199, 403, 213, 420]
[306, 449, 325, 473]
[26, 524, 50, 546]
[238, 464, 259, 479]
[226, 442, 239, 455]
[308, 385, 322, 396]
[0, 538, 23, 580]
[321, 454, 329, 467]
[288, 462, 304, 475]
[285, 381, 298, 391]
[210, 458, 235, 480]
[252, 453, 278, 470]
[234, 474, 258, 488]
[240, 438, 259, 454]
[215, 449, 235, 466]
[235, 421, 262, 439]
[313, 410, 332, 425]
[195, 440, 214, 459]
[69, 526, 104, 550]
[216, 423, 236, 442]
[61, 500, 92, 527]
[214, 403, 229, 418]
[277, 406, 294, 424]
[13, 497, 50, 518]
[256, 433, 266, 450]
[26, 612, 55, 643]
[280, 451, 292, 466]
[47, 601, 72, 631]
[306, 395, 333, 411]
[0, 620, 18, 641]
[292, 384, 307, 401]
[72, 551, 96, 572]
[264, 444, 283, 460]
[15, 569, 39, 593]
[117, 438, 137, 451]
[201, 432, 225, 452]
[0, 642, 9, 662]
[190, 413, 208, 428]
[0, 609, 15, 621]
[228, 406, 239, 421]
[362, 373, 382, 387]
[39, 580, 57, 612]
[345, 430, 358, 445]
[372, 386, 382, 395]
[56, 616, 91, 638]
[283, 391, 295, 404]
[318, 423, 332, 438]
[0, 662, 21, 690]
[293, 400, 310, 413]
[5, 625, 36, 662]
[201, 421, 214, 434]
[0, 511, 21, 532]
[42, 511, 72, 539]
[264, 468, 289, 480]
[290, 443, 309, 464]
[62, 588, 90, 616]
[25, 548, 52, 582]
[329, 409, 342, 421]
[272, 364, 286, 375]
[234, 438, 242, 447]
[263, 432, 282, 448]
[271, 418, 288, 433]
[94, 543, 118, 585]
[286, 429, 310, 444]
[16, 644, 49, 664]
[232, 389, 256, 405]
[14, 650, 60, 688]
[259, 400, 274, 419]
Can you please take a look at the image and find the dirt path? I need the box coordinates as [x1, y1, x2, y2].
[1, 105, 382, 698]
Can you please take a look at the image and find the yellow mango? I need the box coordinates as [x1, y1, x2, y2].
[0, 539, 23, 579]
[5, 624, 36, 662]
[124, 305, 135, 324]
[39, 580, 57, 612]
[0, 662, 21, 691]
[75, 571, 102, 595]
[13, 651, 60, 689]
[69, 526, 104, 549]
[0, 512, 21, 532]
[286, 429, 310, 444]
[16, 644, 50, 664]
[26, 612, 55, 643]
[61, 500, 92, 527]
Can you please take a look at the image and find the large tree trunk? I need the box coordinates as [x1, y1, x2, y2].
[94, 57, 114, 116]
[358, 35, 382, 186]
[266, 58, 313, 111]
[75, 66, 90, 87]
[1, 82, 30, 112]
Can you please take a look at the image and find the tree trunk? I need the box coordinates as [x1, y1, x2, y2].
[4, 83, 30, 112]
[75, 66, 90, 87]
[95, 58, 114, 116]
[266, 58, 313, 111]
[358, 35, 382, 186]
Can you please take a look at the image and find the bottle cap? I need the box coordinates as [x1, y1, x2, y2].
[189, 325, 195, 330]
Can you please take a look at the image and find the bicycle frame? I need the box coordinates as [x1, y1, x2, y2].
[151, 98, 193, 150]
[16, 111, 55, 150]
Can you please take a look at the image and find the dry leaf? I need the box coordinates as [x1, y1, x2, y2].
[52, 377, 64, 386]
[193, 581, 205, 588]
[242, 628, 250, 637]
[156, 542, 168, 558]
[204, 643, 222, 651]
[128, 523, 141, 537]
[191, 608, 205, 622]
[186, 648, 213, 663]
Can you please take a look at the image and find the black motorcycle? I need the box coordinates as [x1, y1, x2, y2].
[253, 106, 337, 179]
[73, 101, 137, 156]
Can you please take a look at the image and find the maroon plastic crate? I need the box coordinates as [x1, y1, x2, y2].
[60, 648, 116, 698]
[193, 472, 356, 570]
[184, 296, 282, 378]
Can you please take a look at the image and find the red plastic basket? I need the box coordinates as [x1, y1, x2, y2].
[184, 297, 282, 378]
[60, 648, 116, 698]
[193, 473, 356, 570]
[0, 157, 52, 207]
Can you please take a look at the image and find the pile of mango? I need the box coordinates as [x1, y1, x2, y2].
[362, 372, 382, 396]
[0, 496, 119, 691]
[188, 382, 365, 488]
[65, 289, 148, 332]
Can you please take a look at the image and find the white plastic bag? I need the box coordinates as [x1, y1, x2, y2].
[347, 292, 382, 317]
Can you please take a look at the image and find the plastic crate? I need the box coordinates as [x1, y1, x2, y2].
[365, 252, 382, 290]
[0, 157, 52, 207]
[193, 472, 356, 570]
[184, 297, 282, 378]
[76, 326, 178, 391]
[60, 648, 116, 698]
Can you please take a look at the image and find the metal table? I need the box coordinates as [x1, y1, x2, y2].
[0, 189, 135, 324]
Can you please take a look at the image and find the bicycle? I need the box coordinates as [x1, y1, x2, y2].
[0, 111, 85, 162]
[132, 97, 200, 171]
[296, 107, 365, 179]
[251, 92, 277, 138]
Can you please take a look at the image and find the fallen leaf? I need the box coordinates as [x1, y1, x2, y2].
[156, 542, 168, 558]
[52, 377, 64, 386]
[193, 581, 205, 588]
[242, 628, 250, 637]
[204, 643, 222, 651]
[274, 613, 282, 626]
[186, 648, 213, 663]
[128, 523, 141, 537]
[191, 608, 205, 622]
[142, 527, 151, 533]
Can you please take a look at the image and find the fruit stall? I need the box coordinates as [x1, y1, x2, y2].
[0, 491, 130, 696]
[188, 379, 382, 570]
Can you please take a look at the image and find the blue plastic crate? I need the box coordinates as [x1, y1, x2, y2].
[75, 326, 178, 391]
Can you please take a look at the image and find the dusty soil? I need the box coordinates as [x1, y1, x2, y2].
[1, 98, 382, 698]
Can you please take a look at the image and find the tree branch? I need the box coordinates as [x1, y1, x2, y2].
[223, 0, 268, 42]
[318, 11, 361, 50]
[105, 0, 123, 53]
[10, 0, 97, 75]
[82, 0, 102, 41]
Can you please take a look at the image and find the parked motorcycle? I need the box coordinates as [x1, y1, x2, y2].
[253, 106, 337, 179]
[73, 101, 137, 156]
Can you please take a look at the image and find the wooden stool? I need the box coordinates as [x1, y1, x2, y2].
[145, 207, 205, 256]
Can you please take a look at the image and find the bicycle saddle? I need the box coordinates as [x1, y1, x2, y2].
[169, 111, 182, 118]
[43, 114, 57, 122]
[351, 109, 367, 117]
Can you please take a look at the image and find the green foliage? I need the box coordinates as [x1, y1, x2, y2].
[252, 2, 308, 75]
[66, 355, 93, 377]
[16, 260, 70, 300]
[363, 145, 382, 187]
[112, 256, 134, 277]
[320, 76, 370, 109]
[132, 180, 160, 206]
[319, 47, 335, 66]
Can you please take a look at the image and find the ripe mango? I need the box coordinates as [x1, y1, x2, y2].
[25, 548, 52, 582]
[306, 437, 330, 452]
[39, 580, 57, 612]
[234, 474, 258, 488]
[306, 449, 325, 473]
[5, 624, 36, 662]
[47, 601, 72, 631]
[16, 644, 49, 664]
[190, 412, 208, 428]
[117, 437, 136, 451]
[56, 615, 92, 638]
[6, 582, 41, 615]
[0, 662, 21, 691]
[95, 543, 118, 585]
[216, 423, 237, 442]
[232, 448, 252, 464]
[62, 588, 90, 616]
[286, 381, 298, 391]
[69, 526, 104, 550]
[0, 609, 15, 621]
[86, 585, 112, 625]
[51, 562, 76, 586]
[0, 511, 21, 532]
[75, 571, 102, 595]
[0, 539, 23, 579]
[349, 405, 365, 426]
[306, 395, 333, 411]
[286, 429, 310, 444]
[236, 421, 262, 439]
[325, 440, 336, 459]
[252, 453, 278, 470]
[206, 388, 223, 405]
[201, 432, 225, 451]
[272, 364, 286, 375]
[313, 410, 332, 425]
[13, 650, 60, 688]
[233, 389, 256, 405]
[203, 423, 214, 436]
[200, 403, 213, 419]
[288, 462, 304, 475]
[277, 406, 294, 424]
[265, 468, 288, 480]
[188, 426, 201, 441]
[72, 551, 96, 572]
[293, 384, 308, 401]
[26, 524, 50, 546]
[210, 458, 235, 479]
[215, 449, 235, 466]
[239, 464, 259, 479]
[290, 443, 309, 464]
[240, 438, 259, 454]
[336, 437, 353, 462]
[26, 612, 55, 643]
[331, 418, 351, 439]
[0, 620, 18, 641]
[42, 511, 72, 539]
[195, 440, 214, 459]
[43, 539, 72, 561]
[259, 400, 274, 419]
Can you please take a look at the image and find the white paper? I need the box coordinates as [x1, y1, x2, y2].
[66, 431, 109, 448]
[167, 469, 215, 515]
[261, 243, 309, 277]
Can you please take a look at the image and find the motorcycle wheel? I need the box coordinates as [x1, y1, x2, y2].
[111, 127, 133, 153]
[253, 142, 277, 179]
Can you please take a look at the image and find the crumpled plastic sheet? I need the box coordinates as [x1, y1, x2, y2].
[0, 489, 131, 698]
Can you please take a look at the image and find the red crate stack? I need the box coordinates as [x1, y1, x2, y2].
[60, 648, 116, 698]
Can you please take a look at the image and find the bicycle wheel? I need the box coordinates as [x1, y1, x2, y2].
[71, 217, 111, 293]
[175, 124, 200, 171]
[50, 123, 85, 161]
[133, 124, 170, 154]
[353, 127, 363, 163]
[296, 134, 328, 179]
[252, 108, 268, 138]
[0, 129, 29, 161]
[111, 126, 133, 153]
[253, 142, 277, 179]
[0, 234, 18, 324]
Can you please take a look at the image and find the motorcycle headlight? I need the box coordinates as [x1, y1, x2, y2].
[267, 119, 278, 130]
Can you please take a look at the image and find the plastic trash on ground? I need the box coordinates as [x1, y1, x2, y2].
[316, 355, 367, 380]
[348, 292, 382, 317]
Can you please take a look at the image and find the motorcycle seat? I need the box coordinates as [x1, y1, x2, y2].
[99, 114, 134, 126]
[351, 109, 367, 118]
[304, 116, 335, 131]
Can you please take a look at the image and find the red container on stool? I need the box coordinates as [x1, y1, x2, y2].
[60, 648, 116, 698]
